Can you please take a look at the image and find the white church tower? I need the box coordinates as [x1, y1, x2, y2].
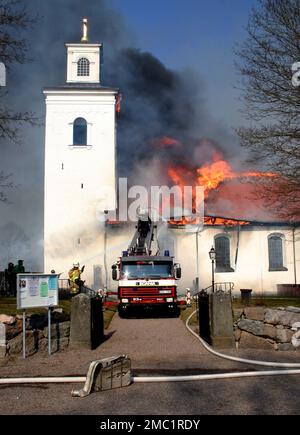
[43, 19, 119, 286]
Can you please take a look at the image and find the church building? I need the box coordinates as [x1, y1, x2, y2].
[43, 20, 300, 296]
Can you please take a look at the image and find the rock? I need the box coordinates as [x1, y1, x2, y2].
[291, 322, 300, 331]
[263, 324, 277, 340]
[0, 346, 7, 358]
[53, 308, 63, 314]
[43, 321, 70, 339]
[8, 330, 41, 356]
[0, 314, 15, 325]
[233, 309, 244, 320]
[239, 331, 274, 350]
[277, 343, 296, 351]
[264, 309, 300, 327]
[244, 307, 265, 321]
[5, 319, 23, 340]
[286, 307, 300, 314]
[291, 328, 300, 348]
[276, 328, 294, 343]
[51, 311, 70, 323]
[234, 328, 242, 342]
[38, 337, 70, 353]
[237, 319, 264, 336]
[8, 334, 23, 355]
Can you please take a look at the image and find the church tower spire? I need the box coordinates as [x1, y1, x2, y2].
[81, 18, 89, 43]
[43, 19, 119, 286]
[65, 18, 101, 84]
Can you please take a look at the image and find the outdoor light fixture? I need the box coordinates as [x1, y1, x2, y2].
[209, 247, 216, 292]
[209, 247, 216, 261]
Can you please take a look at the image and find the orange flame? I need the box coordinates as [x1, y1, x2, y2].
[196, 153, 235, 193]
[153, 136, 181, 148]
[167, 148, 276, 226]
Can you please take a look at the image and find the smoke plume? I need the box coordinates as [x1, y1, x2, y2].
[0, 0, 242, 271]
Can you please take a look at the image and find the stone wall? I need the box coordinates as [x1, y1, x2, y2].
[0, 311, 70, 358]
[234, 306, 300, 351]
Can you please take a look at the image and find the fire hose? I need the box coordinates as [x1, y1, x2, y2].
[184, 310, 300, 369]
[1, 311, 300, 387]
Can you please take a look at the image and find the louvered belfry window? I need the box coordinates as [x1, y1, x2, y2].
[77, 57, 90, 76]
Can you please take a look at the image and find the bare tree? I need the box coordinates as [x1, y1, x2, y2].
[0, 0, 37, 201]
[236, 0, 300, 221]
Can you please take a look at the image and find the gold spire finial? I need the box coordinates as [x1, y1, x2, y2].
[81, 18, 89, 43]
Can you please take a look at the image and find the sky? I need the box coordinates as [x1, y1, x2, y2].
[109, 0, 255, 126]
[0, 0, 258, 271]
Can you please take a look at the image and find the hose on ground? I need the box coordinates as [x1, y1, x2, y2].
[1, 310, 300, 386]
[0, 377, 86, 385]
[185, 310, 300, 368]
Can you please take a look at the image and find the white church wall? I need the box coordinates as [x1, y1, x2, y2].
[169, 225, 299, 295]
[44, 90, 117, 275]
[44, 218, 299, 296]
[43, 25, 300, 297]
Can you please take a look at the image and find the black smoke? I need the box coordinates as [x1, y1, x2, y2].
[0, 0, 240, 270]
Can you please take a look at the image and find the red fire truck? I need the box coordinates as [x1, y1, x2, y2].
[112, 215, 181, 317]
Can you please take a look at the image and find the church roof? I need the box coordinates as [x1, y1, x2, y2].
[43, 83, 119, 92]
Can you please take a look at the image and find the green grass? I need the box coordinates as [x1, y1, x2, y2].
[0, 297, 116, 329]
[103, 306, 117, 329]
[0, 298, 72, 316]
[180, 303, 198, 327]
[232, 297, 300, 309]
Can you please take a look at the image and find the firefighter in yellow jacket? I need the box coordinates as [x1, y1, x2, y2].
[68, 263, 85, 294]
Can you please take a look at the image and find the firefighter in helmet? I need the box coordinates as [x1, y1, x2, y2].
[68, 263, 85, 295]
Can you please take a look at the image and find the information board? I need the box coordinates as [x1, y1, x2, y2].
[17, 274, 59, 309]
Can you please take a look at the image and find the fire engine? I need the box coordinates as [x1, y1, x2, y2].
[112, 214, 182, 317]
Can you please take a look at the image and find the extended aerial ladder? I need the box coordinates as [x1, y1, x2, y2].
[127, 216, 155, 256]
[112, 211, 181, 316]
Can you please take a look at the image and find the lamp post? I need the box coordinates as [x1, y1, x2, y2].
[209, 247, 216, 293]
[196, 231, 200, 292]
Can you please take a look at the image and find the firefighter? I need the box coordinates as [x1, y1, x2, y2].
[68, 263, 85, 295]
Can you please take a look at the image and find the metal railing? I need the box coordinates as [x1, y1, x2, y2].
[58, 279, 97, 299]
[195, 282, 234, 297]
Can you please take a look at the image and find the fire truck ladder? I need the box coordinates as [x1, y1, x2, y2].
[128, 217, 155, 256]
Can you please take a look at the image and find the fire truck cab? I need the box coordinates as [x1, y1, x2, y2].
[112, 215, 181, 317]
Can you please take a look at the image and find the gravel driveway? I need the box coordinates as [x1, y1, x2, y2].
[1, 313, 300, 415]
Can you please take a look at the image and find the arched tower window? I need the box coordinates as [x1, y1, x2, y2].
[268, 234, 287, 271]
[73, 117, 87, 146]
[77, 57, 90, 77]
[215, 234, 234, 273]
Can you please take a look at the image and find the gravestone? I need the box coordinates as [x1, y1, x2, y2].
[210, 292, 235, 348]
[70, 294, 91, 349]
[70, 293, 104, 350]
